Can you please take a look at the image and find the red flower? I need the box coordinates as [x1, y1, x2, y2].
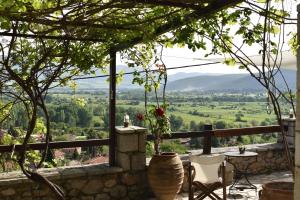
[155, 107, 165, 117]
[155, 64, 166, 72]
[136, 113, 144, 121]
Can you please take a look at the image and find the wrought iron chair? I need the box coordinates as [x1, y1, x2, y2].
[188, 154, 226, 200]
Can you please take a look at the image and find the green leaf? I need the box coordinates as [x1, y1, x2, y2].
[0, 18, 10, 30]
[224, 58, 236, 66]
[32, 0, 42, 9]
[239, 65, 246, 69]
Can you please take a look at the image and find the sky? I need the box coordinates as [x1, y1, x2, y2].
[117, 0, 298, 75]
[159, 47, 250, 75]
[117, 47, 250, 75]
[116, 46, 254, 75]
[117, 45, 297, 75]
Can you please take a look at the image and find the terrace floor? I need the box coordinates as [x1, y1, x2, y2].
[148, 170, 293, 200]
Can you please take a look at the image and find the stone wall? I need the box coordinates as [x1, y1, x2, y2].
[185, 143, 293, 174]
[222, 144, 293, 174]
[0, 126, 149, 200]
[0, 164, 148, 200]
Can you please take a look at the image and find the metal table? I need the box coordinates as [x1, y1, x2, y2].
[224, 151, 258, 194]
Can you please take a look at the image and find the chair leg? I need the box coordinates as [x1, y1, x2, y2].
[194, 183, 212, 200]
[194, 182, 222, 200]
[189, 187, 194, 200]
[223, 185, 226, 200]
[221, 162, 226, 200]
[188, 162, 193, 200]
[211, 191, 223, 200]
[197, 192, 220, 200]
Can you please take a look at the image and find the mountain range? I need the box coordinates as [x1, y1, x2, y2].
[67, 65, 296, 92]
[166, 69, 296, 92]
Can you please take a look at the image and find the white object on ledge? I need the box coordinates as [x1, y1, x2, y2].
[124, 113, 130, 127]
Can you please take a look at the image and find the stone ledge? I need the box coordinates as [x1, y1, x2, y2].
[0, 163, 123, 186]
[116, 126, 147, 134]
[188, 143, 290, 155]
[282, 117, 296, 122]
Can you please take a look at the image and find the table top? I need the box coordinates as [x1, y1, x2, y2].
[224, 151, 258, 157]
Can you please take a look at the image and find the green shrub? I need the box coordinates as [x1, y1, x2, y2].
[160, 140, 187, 154]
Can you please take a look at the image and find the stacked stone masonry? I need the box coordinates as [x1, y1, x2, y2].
[0, 126, 149, 200]
[224, 145, 293, 174]
[0, 164, 147, 200]
[116, 126, 147, 171]
[186, 143, 293, 174]
[278, 118, 296, 147]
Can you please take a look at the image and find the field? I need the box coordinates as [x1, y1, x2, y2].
[42, 90, 290, 133]
[1, 89, 291, 170]
[117, 92, 284, 128]
[119, 101, 272, 124]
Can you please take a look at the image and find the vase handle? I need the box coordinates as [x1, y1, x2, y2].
[258, 189, 263, 198]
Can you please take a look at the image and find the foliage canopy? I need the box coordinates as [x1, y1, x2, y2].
[0, 0, 297, 199]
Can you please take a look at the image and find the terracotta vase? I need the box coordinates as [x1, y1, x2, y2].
[147, 152, 184, 200]
[259, 181, 294, 200]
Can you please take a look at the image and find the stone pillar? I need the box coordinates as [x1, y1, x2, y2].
[295, 4, 300, 200]
[278, 118, 296, 147]
[115, 126, 147, 171]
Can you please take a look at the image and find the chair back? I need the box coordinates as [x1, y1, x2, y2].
[189, 154, 225, 184]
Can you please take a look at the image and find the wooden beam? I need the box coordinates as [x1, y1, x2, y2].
[213, 125, 281, 137]
[0, 125, 280, 153]
[146, 130, 212, 140]
[203, 124, 212, 154]
[118, 0, 204, 10]
[0, 32, 106, 42]
[0, 139, 109, 153]
[109, 50, 117, 166]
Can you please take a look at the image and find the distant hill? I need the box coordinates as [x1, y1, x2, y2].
[166, 69, 296, 92]
[72, 66, 208, 90]
[54, 65, 296, 92]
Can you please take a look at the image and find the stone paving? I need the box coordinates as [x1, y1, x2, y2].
[148, 171, 293, 200]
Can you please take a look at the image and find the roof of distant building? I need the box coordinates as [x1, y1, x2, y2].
[83, 156, 108, 165]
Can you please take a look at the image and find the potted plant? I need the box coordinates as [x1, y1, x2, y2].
[137, 101, 183, 199]
[144, 83, 184, 200]
[132, 50, 184, 199]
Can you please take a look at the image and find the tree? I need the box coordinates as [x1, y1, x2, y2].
[214, 120, 226, 129]
[93, 106, 103, 116]
[0, 25, 109, 199]
[85, 129, 103, 158]
[170, 114, 183, 131]
[60, 110, 65, 123]
[77, 107, 93, 127]
[189, 121, 198, 131]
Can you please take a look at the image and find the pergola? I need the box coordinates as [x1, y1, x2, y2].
[0, 0, 243, 165]
[0, 0, 242, 50]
